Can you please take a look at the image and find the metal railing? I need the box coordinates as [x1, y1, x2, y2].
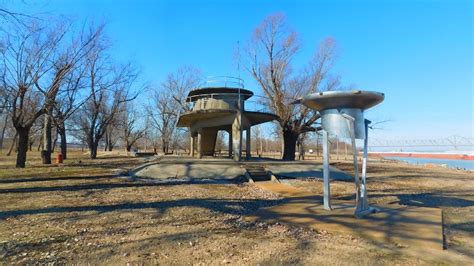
[204, 76, 244, 88]
[186, 92, 249, 102]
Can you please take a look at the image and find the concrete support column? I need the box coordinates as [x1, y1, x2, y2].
[232, 114, 242, 161]
[246, 127, 251, 159]
[228, 130, 233, 158]
[190, 135, 194, 157]
[197, 129, 203, 159]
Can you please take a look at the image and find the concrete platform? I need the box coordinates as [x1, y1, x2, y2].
[246, 182, 443, 251]
[130, 157, 353, 182]
[130, 157, 244, 181]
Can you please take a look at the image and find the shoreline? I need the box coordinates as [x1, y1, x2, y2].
[369, 152, 474, 160]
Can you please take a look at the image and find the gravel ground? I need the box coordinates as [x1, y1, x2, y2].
[0, 152, 472, 264]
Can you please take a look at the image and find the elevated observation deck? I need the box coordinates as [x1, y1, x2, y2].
[177, 76, 277, 129]
[176, 76, 278, 161]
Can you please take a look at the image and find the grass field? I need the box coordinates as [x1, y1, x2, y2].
[0, 150, 472, 264]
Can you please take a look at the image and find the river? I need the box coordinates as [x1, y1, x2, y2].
[384, 156, 474, 171]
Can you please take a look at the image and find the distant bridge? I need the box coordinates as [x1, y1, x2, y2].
[368, 135, 474, 150]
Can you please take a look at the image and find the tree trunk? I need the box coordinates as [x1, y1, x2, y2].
[16, 128, 30, 168]
[125, 139, 131, 152]
[59, 126, 67, 160]
[37, 138, 42, 151]
[297, 140, 305, 160]
[104, 132, 109, 151]
[41, 113, 52, 164]
[6, 133, 18, 156]
[51, 128, 58, 153]
[0, 115, 8, 150]
[282, 128, 298, 161]
[90, 141, 98, 159]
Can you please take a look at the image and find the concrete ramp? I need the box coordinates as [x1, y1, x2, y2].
[246, 182, 444, 251]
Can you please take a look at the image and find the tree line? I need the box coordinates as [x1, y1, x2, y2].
[1, 9, 342, 167]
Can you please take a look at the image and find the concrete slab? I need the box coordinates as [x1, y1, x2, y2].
[130, 157, 244, 181]
[130, 158, 353, 182]
[246, 182, 443, 251]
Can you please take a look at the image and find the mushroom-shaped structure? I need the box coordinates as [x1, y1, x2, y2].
[301, 90, 384, 139]
[177, 77, 278, 161]
[299, 90, 385, 217]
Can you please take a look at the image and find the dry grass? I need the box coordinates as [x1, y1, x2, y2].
[0, 149, 141, 179]
[0, 150, 472, 264]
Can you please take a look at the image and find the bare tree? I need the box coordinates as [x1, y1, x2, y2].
[51, 64, 89, 160]
[121, 104, 146, 152]
[148, 67, 202, 154]
[252, 125, 263, 156]
[246, 14, 339, 160]
[103, 115, 121, 152]
[0, 71, 9, 149]
[0, 17, 103, 167]
[37, 24, 104, 164]
[149, 89, 178, 154]
[171, 128, 189, 154]
[0, 115, 8, 149]
[0, 6, 34, 27]
[0, 22, 64, 167]
[0, 6, 33, 152]
[215, 131, 226, 155]
[75, 38, 139, 159]
[167, 66, 202, 112]
[6, 132, 17, 156]
[29, 120, 43, 152]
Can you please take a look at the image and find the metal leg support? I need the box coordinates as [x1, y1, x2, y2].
[343, 114, 360, 205]
[322, 130, 332, 210]
[342, 114, 376, 218]
[354, 119, 378, 217]
[359, 120, 369, 211]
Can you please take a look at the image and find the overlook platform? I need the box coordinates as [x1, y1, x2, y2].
[176, 78, 278, 161]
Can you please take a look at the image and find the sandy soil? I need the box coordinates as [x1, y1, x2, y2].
[0, 150, 472, 264]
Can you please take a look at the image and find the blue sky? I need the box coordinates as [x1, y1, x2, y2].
[11, 0, 473, 140]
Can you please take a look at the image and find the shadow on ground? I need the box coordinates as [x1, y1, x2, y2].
[0, 196, 281, 220]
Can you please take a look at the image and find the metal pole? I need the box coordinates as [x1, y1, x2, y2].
[359, 120, 370, 211]
[353, 119, 376, 216]
[342, 114, 360, 209]
[322, 130, 332, 210]
[238, 80, 242, 161]
[344, 141, 348, 160]
[336, 135, 339, 160]
[246, 127, 251, 159]
[316, 134, 320, 157]
[190, 135, 194, 157]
